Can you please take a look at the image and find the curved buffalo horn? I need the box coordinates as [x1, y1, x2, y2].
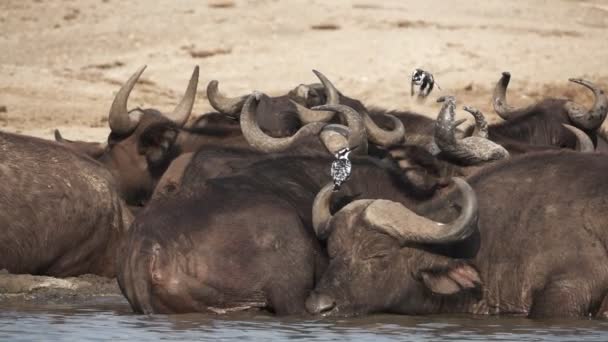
[108, 65, 146, 135]
[363, 177, 478, 244]
[312, 183, 338, 240]
[240, 92, 326, 153]
[565, 78, 608, 131]
[319, 124, 351, 155]
[311, 104, 368, 154]
[492, 71, 521, 121]
[435, 97, 509, 165]
[463, 106, 489, 139]
[563, 124, 595, 153]
[54, 129, 64, 142]
[296, 70, 405, 146]
[292, 70, 341, 124]
[360, 110, 405, 147]
[292, 82, 325, 97]
[435, 96, 458, 145]
[312, 182, 375, 240]
[165, 66, 199, 127]
[206, 80, 249, 116]
[292, 101, 336, 125]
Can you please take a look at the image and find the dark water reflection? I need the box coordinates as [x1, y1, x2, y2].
[1, 297, 608, 341]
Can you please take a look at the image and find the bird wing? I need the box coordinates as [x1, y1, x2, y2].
[331, 162, 339, 178]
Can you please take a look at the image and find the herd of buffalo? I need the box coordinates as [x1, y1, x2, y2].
[2, 65, 608, 319]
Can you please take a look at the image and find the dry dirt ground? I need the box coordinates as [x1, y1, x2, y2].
[0, 0, 607, 302]
[1, 0, 608, 142]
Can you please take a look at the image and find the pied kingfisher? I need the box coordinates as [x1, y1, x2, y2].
[411, 68, 440, 98]
[331, 146, 355, 191]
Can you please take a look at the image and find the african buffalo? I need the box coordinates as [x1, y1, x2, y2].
[385, 96, 594, 183]
[388, 72, 606, 154]
[208, 70, 406, 148]
[117, 100, 460, 314]
[287, 71, 607, 155]
[0, 65, 200, 277]
[57, 69, 368, 206]
[488, 72, 608, 151]
[111, 70, 406, 203]
[55, 65, 200, 206]
[0, 132, 132, 277]
[147, 86, 381, 201]
[117, 151, 454, 314]
[306, 150, 608, 319]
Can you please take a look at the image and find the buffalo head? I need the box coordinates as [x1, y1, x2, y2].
[306, 179, 480, 316]
[104, 66, 199, 205]
[57, 66, 199, 205]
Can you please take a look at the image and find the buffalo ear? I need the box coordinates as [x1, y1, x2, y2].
[417, 262, 481, 295]
[138, 123, 179, 165]
[55, 129, 107, 159]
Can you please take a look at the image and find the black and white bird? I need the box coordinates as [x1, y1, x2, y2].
[411, 68, 440, 98]
[331, 146, 355, 191]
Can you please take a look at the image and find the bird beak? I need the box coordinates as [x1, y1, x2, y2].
[349, 145, 359, 152]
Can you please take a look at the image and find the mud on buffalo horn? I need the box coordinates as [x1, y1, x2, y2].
[313, 177, 478, 244]
[435, 96, 509, 165]
[108, 66, 199, 135]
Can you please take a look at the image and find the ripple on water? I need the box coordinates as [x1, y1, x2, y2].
[1, 301, 608, 341]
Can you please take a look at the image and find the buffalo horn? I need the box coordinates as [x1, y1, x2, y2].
[108, 65, 146, 135]
[166, 66, 199, 127]
[311, 104, 368, 154]
[363, 178, 478, 244]
[563, 124, 595, 153]
[492, 71, 520, 120]
[565, 78, 608, 131]
[240, 92, 326, 153]
[435, 97, 509, 165]
[206, 80, 249, 116]
[292, 70, 341, 124]
[463, 106, 489, 139]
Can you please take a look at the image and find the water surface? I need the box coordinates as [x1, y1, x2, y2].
[2, 297, 608, 341]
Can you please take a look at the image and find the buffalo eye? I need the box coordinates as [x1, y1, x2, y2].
[358, 236, 396, 261]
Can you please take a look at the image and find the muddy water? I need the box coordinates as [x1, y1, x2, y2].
[2, 297, 608, 341]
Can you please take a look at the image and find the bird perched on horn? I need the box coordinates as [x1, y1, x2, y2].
[331, 146, 357, 191]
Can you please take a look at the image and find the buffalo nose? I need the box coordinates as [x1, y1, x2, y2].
[305, 292, 336, 314]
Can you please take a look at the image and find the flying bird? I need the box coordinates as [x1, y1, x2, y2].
[411, 68, 440, 98]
